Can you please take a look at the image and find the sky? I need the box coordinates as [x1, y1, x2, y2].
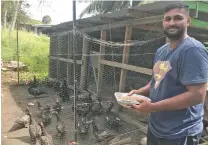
[28, 0, 90, 25]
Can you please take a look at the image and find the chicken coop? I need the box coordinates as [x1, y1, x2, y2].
[43, 1, 208, 136]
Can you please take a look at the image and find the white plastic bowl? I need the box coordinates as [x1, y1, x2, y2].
[114, 92, 151, 105]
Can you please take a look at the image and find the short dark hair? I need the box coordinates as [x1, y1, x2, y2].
[164, 3, 189, 13]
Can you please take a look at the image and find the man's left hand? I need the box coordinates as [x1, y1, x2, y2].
[131, 97, 154, 113]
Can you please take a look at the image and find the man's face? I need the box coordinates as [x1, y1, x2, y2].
[163, 8, 190, 40]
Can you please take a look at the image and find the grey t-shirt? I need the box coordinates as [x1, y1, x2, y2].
[149, 37, 208, 139]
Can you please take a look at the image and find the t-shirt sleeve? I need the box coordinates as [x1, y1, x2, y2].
[179, 47, 208, 85]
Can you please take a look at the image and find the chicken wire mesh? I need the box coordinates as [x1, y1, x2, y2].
[9, 24, 166, 145]
[40, 26, 166, 144]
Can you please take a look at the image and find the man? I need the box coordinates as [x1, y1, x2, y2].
[125, 3, 208, 145]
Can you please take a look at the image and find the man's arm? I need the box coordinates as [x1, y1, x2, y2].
[151, 83, 207, 112]
[129, 81, 151, 97]
[137, 81, 151, 96]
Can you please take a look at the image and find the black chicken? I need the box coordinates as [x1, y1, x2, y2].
[53, 81, 61, 91]
[39, 104, 52, 126]
[28, 87, 48, 99]
[90, 101, 102, 116]
[26, 76, 38, 88]
[54, 111, 66, 137]
[104, 102, 121, 132]
[78, 91, 93, 103]
[8, 106, 30, 132]
[38, 122, 53, 145]
[59, 80, 70, 101]
[41, 110, 53, 127]
[36, 101, 50, 118]
[43, 78, 53, 88]
[52, 98, 62, 114]
[77, 117, 91, 135]
[27, 112, 42, 144]
[91, 119, 115, 142]
[103, 101, 114, 114]
[104, 114, 121, 132]
[72, 102, 92, 117]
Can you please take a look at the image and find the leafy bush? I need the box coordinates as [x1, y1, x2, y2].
[1, 28, 50, 79]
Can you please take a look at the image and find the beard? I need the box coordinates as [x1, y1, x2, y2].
[164, 27, 185, 40]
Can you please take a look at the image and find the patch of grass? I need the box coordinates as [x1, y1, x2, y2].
[27, 18, 43, 24]
[1, 28, 50, 79]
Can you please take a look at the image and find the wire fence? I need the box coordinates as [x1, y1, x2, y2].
[48, 28, 165, 96]
[3, 24, 167, 145]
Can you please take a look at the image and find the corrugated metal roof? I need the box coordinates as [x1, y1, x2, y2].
[42, 1, 208, 41]
[43, 1, 179, 33]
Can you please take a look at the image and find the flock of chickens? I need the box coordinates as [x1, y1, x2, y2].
[9, 77, 124, 145]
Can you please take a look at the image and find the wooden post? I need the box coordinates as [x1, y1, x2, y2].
[68, 34, 73, 84]
[80, 36, 88, 90]
[56, 36, 60, 80]
[49, 36, 52, 79]
[16, 23, 19, 86]
[97, 30, 106, 95]
[119, 26, 132, 92]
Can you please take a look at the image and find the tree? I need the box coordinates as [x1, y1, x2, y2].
[42, 15, 52, 24]
[1, 1, 14, 27]
[79, 0, 143, 19]
[16, 1, 31, 23]
[1, 0, 31, 30]
[9, 0, 20, 32]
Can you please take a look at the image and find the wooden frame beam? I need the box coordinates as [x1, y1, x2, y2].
[119, 26, 132, 92]
[97, 30, 106, 95]
[79, 36, 89, 90]
[100, 60, 152, 75]
[50, 56, 82, 64]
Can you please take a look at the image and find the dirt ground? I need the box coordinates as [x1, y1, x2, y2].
[1, 71, 31, 145]
[1, 71, 146, 145]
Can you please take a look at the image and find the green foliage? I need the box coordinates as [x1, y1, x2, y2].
[204, 42, 208, 50]
[1, 28, 50, 78]
[42, 15, 52, 24]
[79, 1, 142, 18]
[1, 1, 43, 29]
[28, 18, 43, 24]
[1, 1, 31, 26]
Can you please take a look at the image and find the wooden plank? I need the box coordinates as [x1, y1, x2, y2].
[109, 138, 132, 145]
[97, 30, 106, 94]
[100, 60, 152, 75]
[119, 26, 132, 92]
[79, 36, 89, 90]
[50, 56, 82, 64]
